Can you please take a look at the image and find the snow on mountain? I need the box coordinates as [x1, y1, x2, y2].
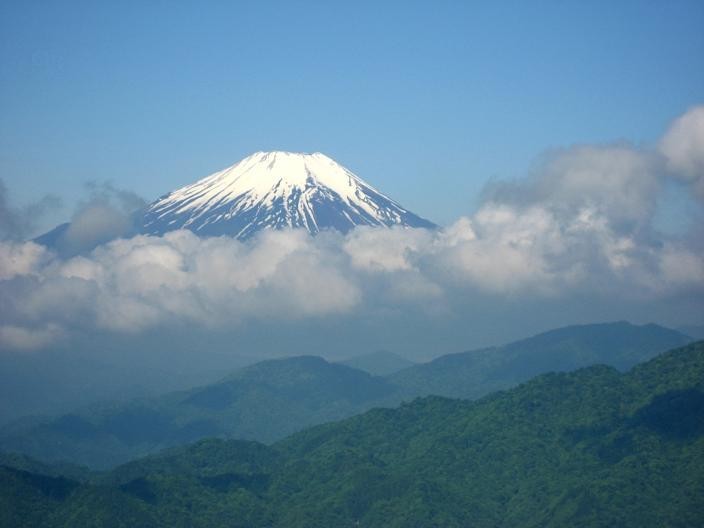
[141, 151, 436, 239]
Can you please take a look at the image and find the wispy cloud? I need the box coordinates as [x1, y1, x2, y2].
[49, 182, 147, 257]
[0, 179, 61, 241]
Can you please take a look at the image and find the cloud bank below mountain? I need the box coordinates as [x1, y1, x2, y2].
[1, 106, 703, 352]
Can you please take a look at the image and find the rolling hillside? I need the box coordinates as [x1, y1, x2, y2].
[2, 340, 702, 527]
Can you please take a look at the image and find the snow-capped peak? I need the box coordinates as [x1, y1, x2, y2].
[141, 151, 435, 239]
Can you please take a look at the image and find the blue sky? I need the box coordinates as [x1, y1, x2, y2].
[1, 0, 703, 231]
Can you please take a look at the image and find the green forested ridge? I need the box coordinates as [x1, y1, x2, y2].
[2, 341, 703, 527]
[0, 322, 691, 469]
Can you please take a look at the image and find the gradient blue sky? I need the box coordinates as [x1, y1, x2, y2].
[1, 0, 703, 232]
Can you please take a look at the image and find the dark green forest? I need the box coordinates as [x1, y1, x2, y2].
[2, 340, 703, 527]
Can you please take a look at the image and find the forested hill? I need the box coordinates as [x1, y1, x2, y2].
[0, 321, 689, 470]
[2, 341, 702, 527]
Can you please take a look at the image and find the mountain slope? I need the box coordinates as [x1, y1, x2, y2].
[141, 151, 436, 238]
[268, 340, 704, 527]
[0, 356, 400, 469]
[0, 322, 690, 469]
[389, 321, 692, 400]
[2, 341, 703, 527]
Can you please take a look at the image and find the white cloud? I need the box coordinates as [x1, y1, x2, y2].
[343, 226, 433, 272]
[485, 144, 661, 234]
[1, 202, 701, 352]
[660, 105, 704, 200]
[0, 241, 51, 279]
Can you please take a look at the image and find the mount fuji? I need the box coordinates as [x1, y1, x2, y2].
[140, 151, 436, 239]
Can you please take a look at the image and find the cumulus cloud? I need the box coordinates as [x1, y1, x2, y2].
[660, 105, 704, 200]
[483, 144, 661, 234]
[0, 230, 365, 347]
[0, 241, 51, 280]
[0, 206, 702, 352]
